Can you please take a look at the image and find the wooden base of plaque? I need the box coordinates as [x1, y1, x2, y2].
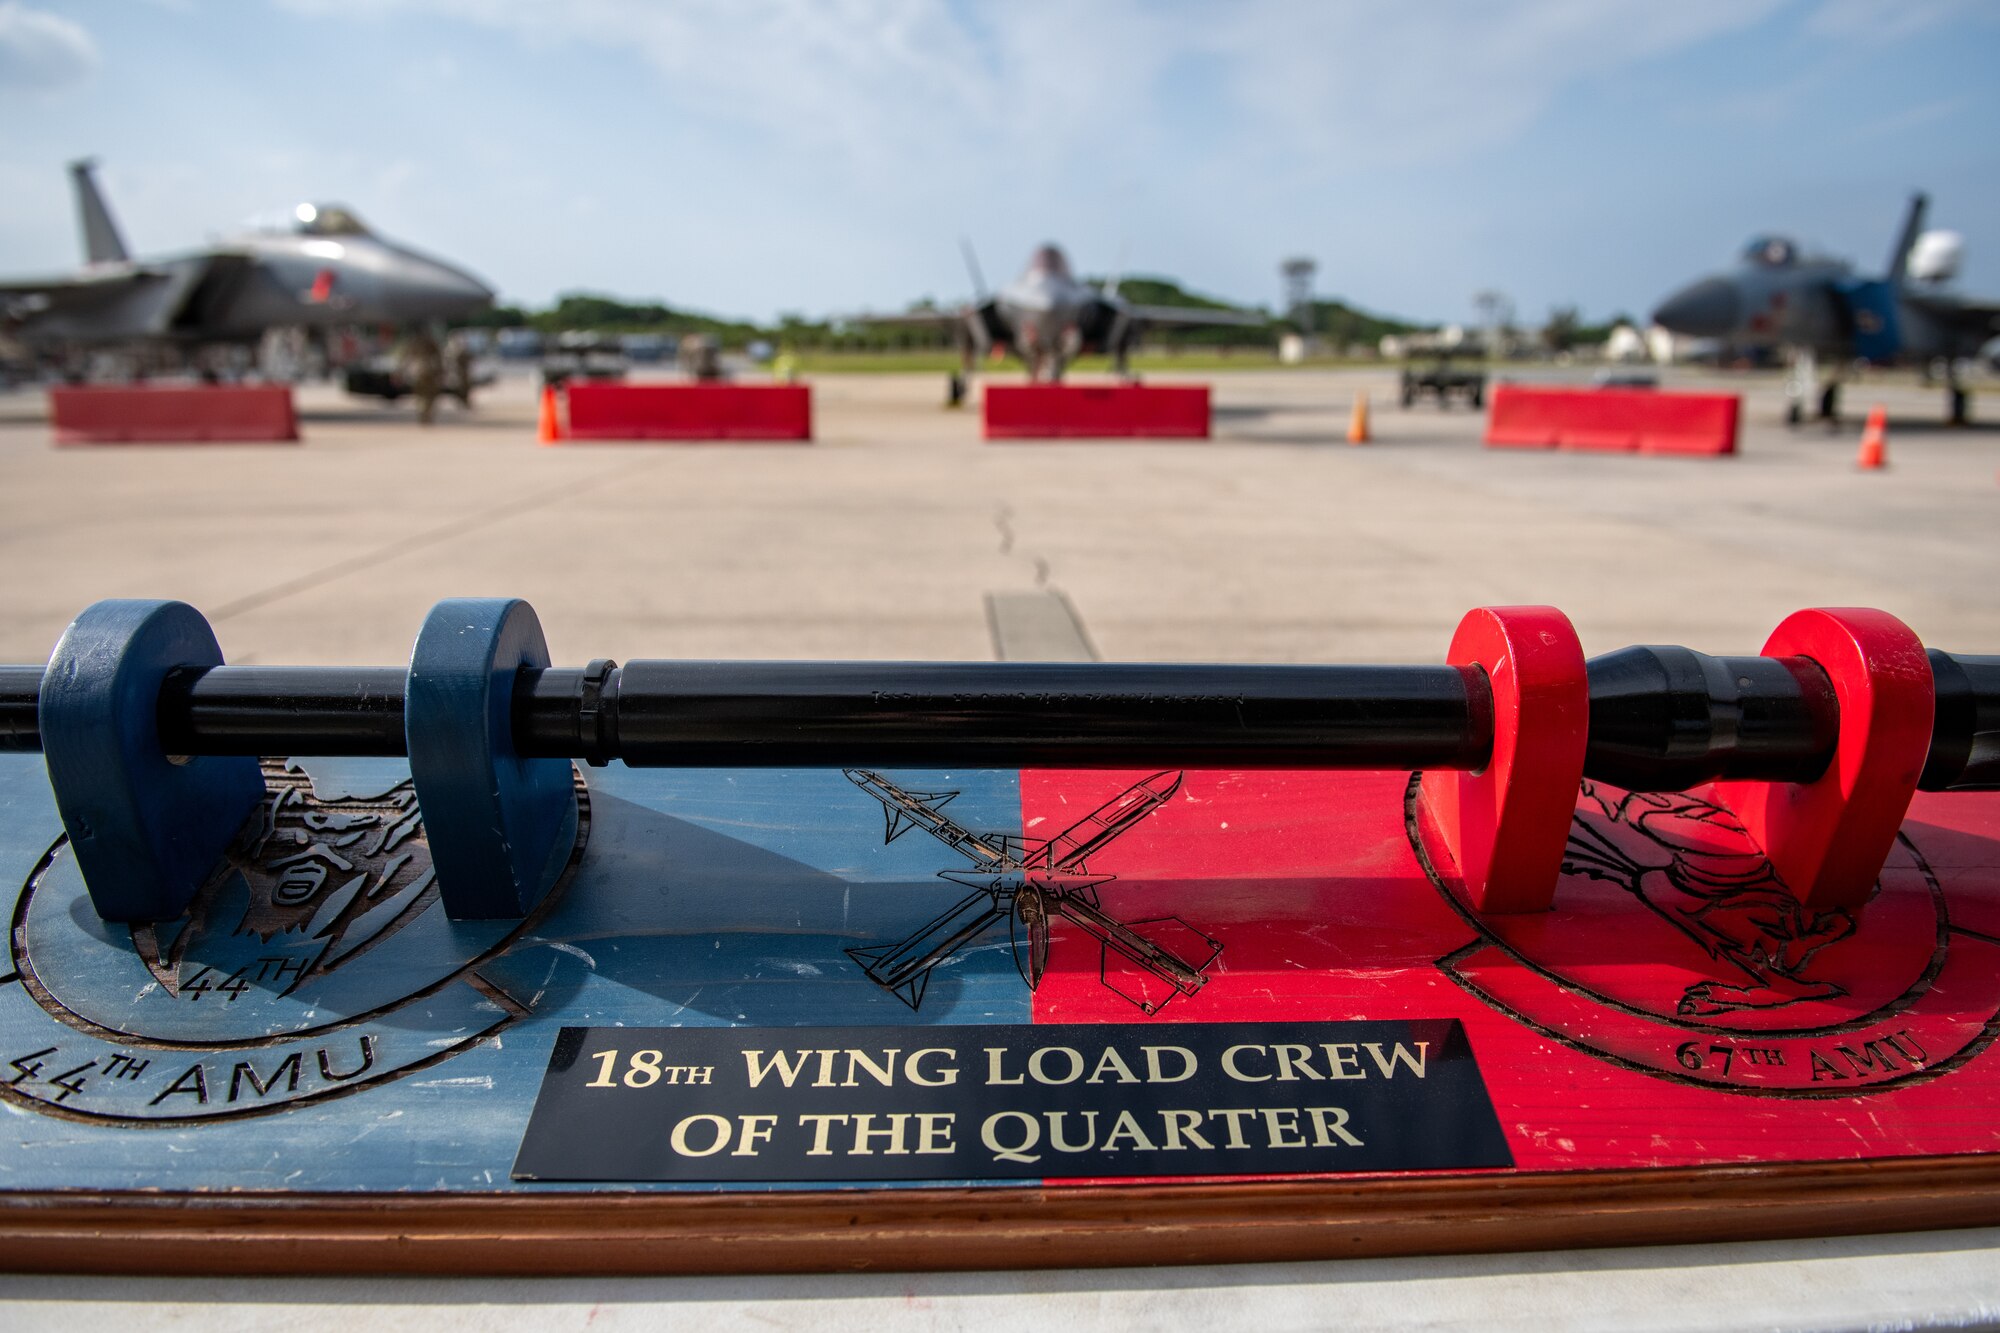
[8, 1158, 2000, 1275]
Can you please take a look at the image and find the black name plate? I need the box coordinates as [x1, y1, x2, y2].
[513, 1020, 1512, 1183]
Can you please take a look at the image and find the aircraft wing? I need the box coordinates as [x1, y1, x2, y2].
[3, 253, 248, 342]
[836, 308, 967, 329]
[1903, 290, 2000, 339]
[0, 266, 159, 303]
[1124, 303, 1267, 329]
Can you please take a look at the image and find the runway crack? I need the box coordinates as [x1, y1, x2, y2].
[208, 459, 662, 623]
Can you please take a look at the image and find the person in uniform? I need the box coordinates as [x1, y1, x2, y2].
[678, 332, 721, 382]
[444, 331, 475, 409]
[395, 326, 444, 425]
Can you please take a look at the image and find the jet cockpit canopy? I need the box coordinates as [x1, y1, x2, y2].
[1028, 244, 1072, 279]
[292, 203, 370, 236]
[242, 203, 376, 237]
[1742, 236, 1799, 268]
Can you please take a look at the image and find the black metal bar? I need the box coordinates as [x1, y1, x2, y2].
[0, 666, 39, 754]
[1925, 651, 2000, 791]
[157, 665, 410, 758]
[1585, 648, 1839, 790]
[0, 650, 1995, 792]
[562, 661, 1494, 771]
[4, 660, 1492, 769]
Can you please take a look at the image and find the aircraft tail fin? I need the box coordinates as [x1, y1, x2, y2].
[69, 159, 129, 265]
[1885, 191, 1928, 287]
[958, 236, 988, 302]
[1104, 239, 1129, 300]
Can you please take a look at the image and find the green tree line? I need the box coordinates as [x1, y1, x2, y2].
[462, 279, 1434, 352]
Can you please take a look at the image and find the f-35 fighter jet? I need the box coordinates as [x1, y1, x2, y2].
[855, 242, 1265, 383]
[1653, 194, 2000, 424]
[1, 160, 494, 356]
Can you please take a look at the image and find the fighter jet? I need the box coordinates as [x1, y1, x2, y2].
[1, 160, 494, 356]
[1653, 194, 2000, 424]
[854, 242, 1265, 383]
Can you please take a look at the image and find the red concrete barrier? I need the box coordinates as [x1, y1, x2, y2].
[1484, 385, 1738, 456]
[50, 385, 300, 445]
[562, 383, 812, 442]
[983, 384, 1210, 440]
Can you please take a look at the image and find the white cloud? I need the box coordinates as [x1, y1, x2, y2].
[275, 0, 1783, 174]
[249, 0, 1837, 316]
[1847, 94, 1968, 142]
[0, 2, 98, 92]
[1201, 2, 1792, 165]
[1806, 0, 1981, 41]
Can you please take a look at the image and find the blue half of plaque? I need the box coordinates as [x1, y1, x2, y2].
[0, 754, 1028, 1193]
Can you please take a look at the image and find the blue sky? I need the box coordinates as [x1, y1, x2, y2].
[2, 0, 1997, 326]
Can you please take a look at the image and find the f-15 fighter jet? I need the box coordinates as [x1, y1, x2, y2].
[1653, 193, 2000, 424]
[1, 160, 494, 355]
[853, 242, 1265, 382]
[843, 768, 1220, 1013]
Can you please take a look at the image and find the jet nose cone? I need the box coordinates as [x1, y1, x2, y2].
[383, 244, 494, 320]
[425, 260, 494, 315]
[1652, 276, 1740, 338]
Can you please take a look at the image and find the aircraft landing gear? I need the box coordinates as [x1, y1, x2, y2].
[1108, 319, 1138, 383]
[1950, 384, 1970, 425]
[952, 327, 983, 407]
[1783, 352, 1840, 429]
[1784, 348, 1820, 429]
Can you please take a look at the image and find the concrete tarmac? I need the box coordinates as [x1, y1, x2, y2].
[1, 368, 1994, 666]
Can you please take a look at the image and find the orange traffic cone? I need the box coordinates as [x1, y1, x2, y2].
[1856, 404, 1887, 470]
[537, 382, 564, 445]
[1347, 390, 1372, 445]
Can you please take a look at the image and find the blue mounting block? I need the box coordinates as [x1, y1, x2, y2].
[406, 597, 577, 919]
[38, 600, 266, 922]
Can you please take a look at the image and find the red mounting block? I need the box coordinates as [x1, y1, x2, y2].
[982, 384, 1211, 439]
[1711, 608, 1933, 913]
[1420, 606, 1589, 914]
[50, 385, 300, 445]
